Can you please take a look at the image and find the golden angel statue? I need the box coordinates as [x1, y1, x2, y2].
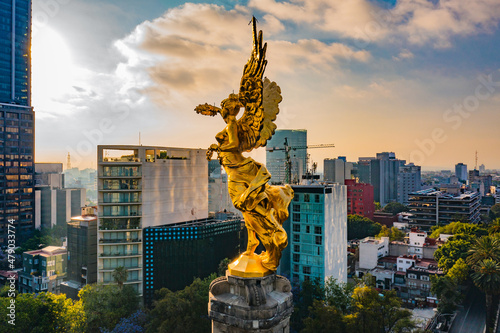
[195, 17, 293, 275]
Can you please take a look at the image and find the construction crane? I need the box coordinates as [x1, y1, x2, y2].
[266, 138, 335, 184]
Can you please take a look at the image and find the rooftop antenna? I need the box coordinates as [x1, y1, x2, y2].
[139, 132, 141, 146]
[475, 150, 478, 170]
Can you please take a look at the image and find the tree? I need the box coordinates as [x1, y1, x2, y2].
[382, 202, 408, 215]
[446, 258, 469, 284]
[377, 226, 405, 241]
[488, 218, 500, 235]
[218, 258, 231, 276]
[0, 292, 84, 332]
[429, 222, 487, 239]
[489, 203, 500, 220]
[430, 275, 462, 314]
[434, 234, 474, 272]
[374, 202, 382, 211]
[348, 215, 382, 240]
[79, 284, 140, 332]
[324, 277, 354, 313]
[344, 286, 414, 333]
[302, 300, 346, 333]
[466, 236, 500, 269]
[147, 274, 216, 333]
[101, 309, 149, 333]
[471, 259, 500, 332]
[112, 266, 129, 290]
[290, 277, 325, 332]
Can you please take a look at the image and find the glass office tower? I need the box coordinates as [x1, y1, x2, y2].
[0, 0, 35, 245]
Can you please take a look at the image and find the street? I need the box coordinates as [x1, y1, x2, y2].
[450, 287, 486, 333]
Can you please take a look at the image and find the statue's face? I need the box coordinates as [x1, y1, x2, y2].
[222, 98, 241, 121]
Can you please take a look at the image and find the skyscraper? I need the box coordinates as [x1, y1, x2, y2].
[455, 163, 467, 183]
[324, 157, 353, 183]
[0, 0, 35, 245]
[266, 129, 307, 184]
[397, 163, 421, 204]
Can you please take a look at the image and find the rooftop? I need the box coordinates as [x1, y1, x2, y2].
[25, 246, 66, 257]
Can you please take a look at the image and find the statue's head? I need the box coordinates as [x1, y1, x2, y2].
[220, 93, 243, 121]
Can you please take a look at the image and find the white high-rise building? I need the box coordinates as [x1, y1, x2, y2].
[97, 146, 208, 295]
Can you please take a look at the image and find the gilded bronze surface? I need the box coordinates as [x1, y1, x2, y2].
[195, 17, 293, 273]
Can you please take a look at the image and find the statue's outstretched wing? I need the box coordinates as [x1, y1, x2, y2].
[237, 18, 282, 152]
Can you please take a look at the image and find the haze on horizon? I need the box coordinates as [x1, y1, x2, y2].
[32, 0, 500, 172]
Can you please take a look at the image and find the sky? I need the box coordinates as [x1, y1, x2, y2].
[32, 0, 500, 171]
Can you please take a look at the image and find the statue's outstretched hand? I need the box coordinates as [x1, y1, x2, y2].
[207, 144, 220, 160]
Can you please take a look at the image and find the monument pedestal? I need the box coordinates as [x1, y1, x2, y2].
[208, 272, 293, 333]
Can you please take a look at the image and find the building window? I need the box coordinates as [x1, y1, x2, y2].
[306, 226, 310, 233]
[408, 273, 417, 279]
[293, 204, 300, 212]
[293, 265, 299, 273]
[293, 254, 300, 262]
[314, 226, 322, 234]
[293, 214, 300, 222]
[293, 224, 300, 232]
[315, 236, 322, 245]
[293, 245, 300, 252]
[293, 234, 300, 243]
[293, 194, 299, 202]
[303, 266, 311, 274]
[420, 275, 429, 281]
[304, 194, 310, 202]
[315, 195, 320, 203]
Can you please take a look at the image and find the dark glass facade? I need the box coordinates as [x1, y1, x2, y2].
[0, 0, 31, 105]
[143, 218, 244, 306]
[0, 0, 34, 245]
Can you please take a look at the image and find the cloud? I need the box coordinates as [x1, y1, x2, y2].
[114, 3, 371, 110]
[393, 49, 414, 61]
[248, 0, 500, 48]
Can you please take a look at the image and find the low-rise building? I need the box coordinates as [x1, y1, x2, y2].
[357, 230, 445, 307]
[359, 237, 389, 269]
[408, 189, 480, 229]
[19, 246, 67, 294]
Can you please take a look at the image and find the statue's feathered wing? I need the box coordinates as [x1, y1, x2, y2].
[238, 18, 282, 152]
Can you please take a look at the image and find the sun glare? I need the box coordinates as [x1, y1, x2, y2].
[32, 27, 74, 112]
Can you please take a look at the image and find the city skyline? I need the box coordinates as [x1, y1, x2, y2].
[32, 0, 500, 170]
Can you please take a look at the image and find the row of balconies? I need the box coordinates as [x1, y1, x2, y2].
[99, 238, 142, 244]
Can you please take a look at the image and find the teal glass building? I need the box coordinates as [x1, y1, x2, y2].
[279, 184, 347, 286]
[0, 0, 35, 245]
[266, 129, 307, 185]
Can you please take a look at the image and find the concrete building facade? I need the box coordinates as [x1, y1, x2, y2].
[397, 163, 421, 205]
[324, 157, 353, 183]
[97, 145, 208, 296]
